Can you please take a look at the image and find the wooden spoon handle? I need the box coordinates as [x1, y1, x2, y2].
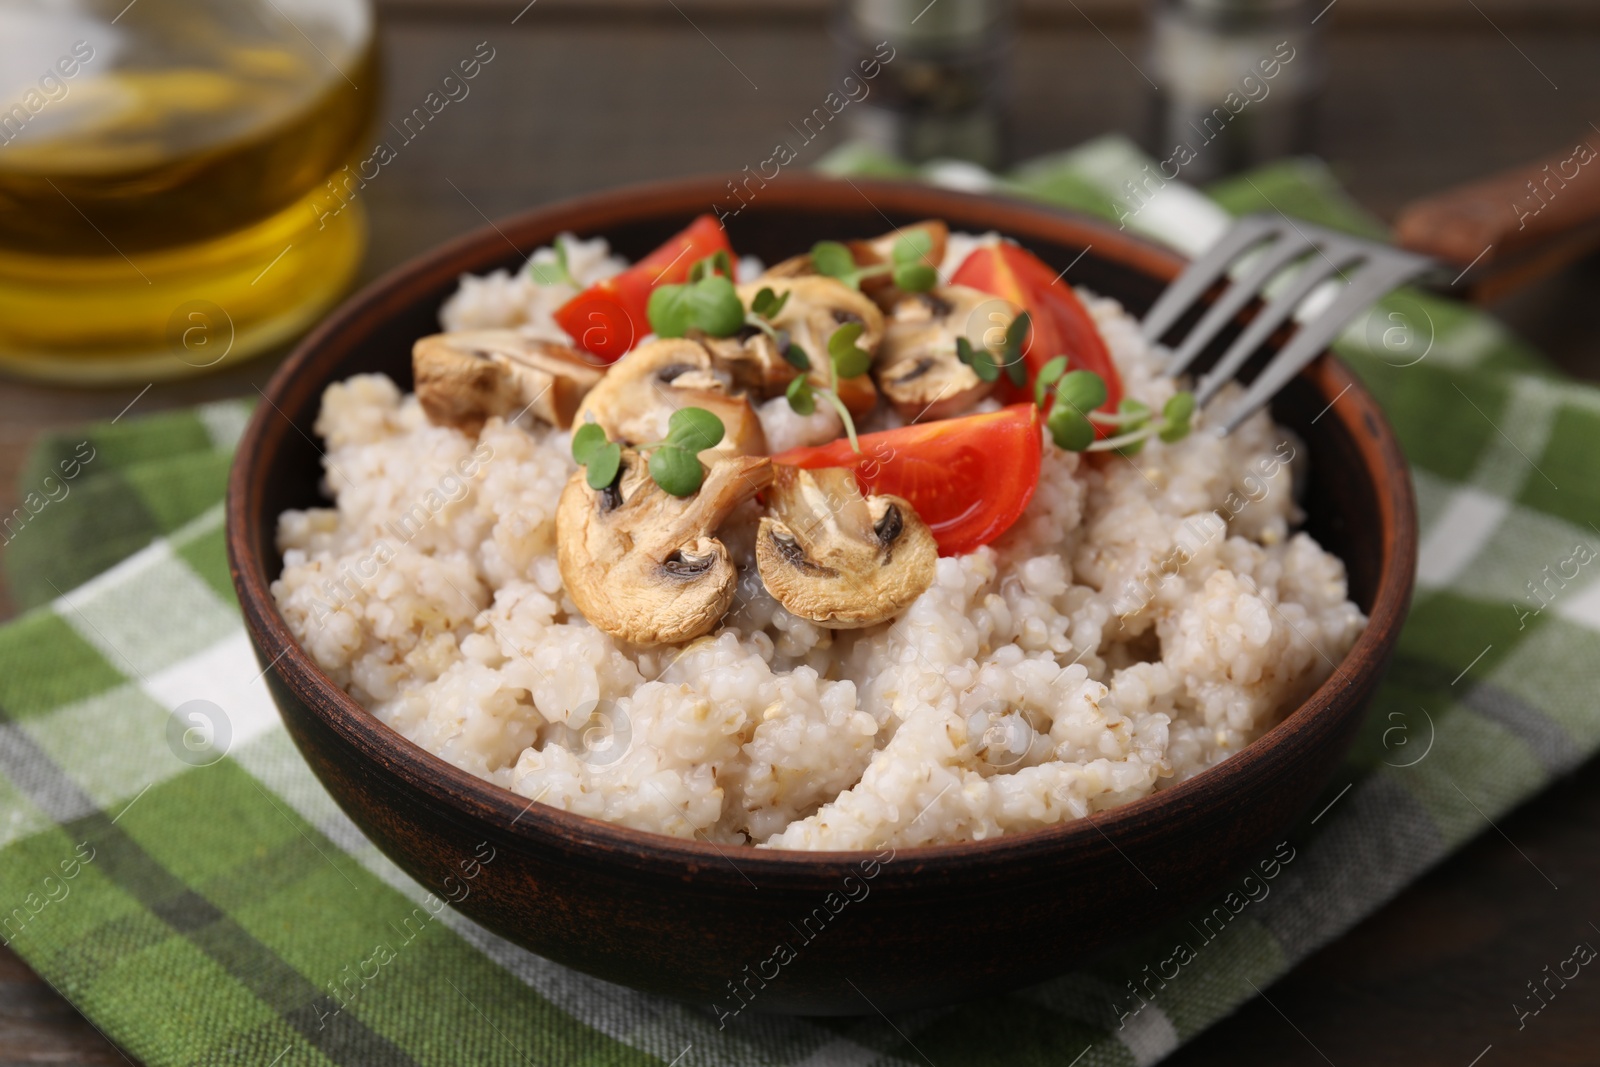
[1394, 134, 1600, 302]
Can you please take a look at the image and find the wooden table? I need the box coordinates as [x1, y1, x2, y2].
[4, 3, 1599, 1063]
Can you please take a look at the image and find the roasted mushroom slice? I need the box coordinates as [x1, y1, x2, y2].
[414, 330, 604, 434]
[557, 451, 774, 646]
[722, 275, 884, 418]
[573, 338, 767, 456]
[756, 465, 936, 629]
[875, 285, 1022, 422]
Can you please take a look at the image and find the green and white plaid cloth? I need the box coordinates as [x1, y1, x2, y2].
[3, 136, 1597, 1067]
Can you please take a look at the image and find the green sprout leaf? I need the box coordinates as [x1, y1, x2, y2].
[956, 336, 999, 382]
[688, 250, 733, 283]
[529, 237, 577, 287]
[646, 284, 693, 338]
[573, 421, 623, 489]
[1003, 311, 1030, 359]
[1034, 356, 1069, 407]
[571, 421, 608, 465]
[1003, 349, 1027, 387]
[1055, 369, 1108, 414]
[1159, 391, 1197, 443]
[649, 445, 703, 497]
[751, 286, 791, 320]
[691, 275, 745, 336]
[828, 322, 872, 379]
[1114, 400, 1152, 456]
[667, 406, 725, 454]
[891, 262, 938, 293]
[972, 349, 999, 383]
[585, 441, 623, 489]
[891, 229, 934, 265]
[1047, 407, 1095, 452]
[1119, 397, 1151, 430]
[811, 241, 858, 284]
[783, 342, 810, 371]
[786, 374, 816, 416]
[647, 274, 744, 339]
[1163, 390, 1195, 425]
[996, 312, 1031, 387]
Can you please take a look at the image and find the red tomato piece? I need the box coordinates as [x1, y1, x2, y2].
[553, 214, 734, 363]
[950, 242, 1124, 416]
[772, 405, 1043, 557]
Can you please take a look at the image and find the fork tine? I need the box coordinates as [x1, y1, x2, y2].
[1140, 214, 1279, 345]
[1211, 251, 1433, 434]
[1192, 251, 1361, 405]
[1162, 231, 1317, 378]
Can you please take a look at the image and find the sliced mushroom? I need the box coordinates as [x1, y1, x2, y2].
[874, 285, 1022, 422]
[414, 330, 604, 434]
[709, 276, 884, 418]
[755, 465, 936, 629]
[557, 451, 774, 646]
[572, 338, 767, 456]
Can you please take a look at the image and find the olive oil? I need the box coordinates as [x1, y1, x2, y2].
[0, 0, 377, 382]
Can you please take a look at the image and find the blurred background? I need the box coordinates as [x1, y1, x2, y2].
[3, 0, 1600, 1062]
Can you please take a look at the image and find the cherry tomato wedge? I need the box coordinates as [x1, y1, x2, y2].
[553, 214, 734, 363]
[950, 242, 1123, 417]
[772, 405, 1042, 557]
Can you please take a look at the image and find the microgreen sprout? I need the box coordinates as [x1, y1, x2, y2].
[959, 311, 1030, 387]
[688, 250, 734, 283]
[956, 336, 998, 382]
[749, 285, 791, 321]
[742, 285, 811, 369]
[571, 422, 622, 490]
[785, 322, 873, 452]
[647, 254, 744, 338]
[570, 408, 727, 497]
[998, 312, 1030, 387]
[809, 231, 939, 293]
[1037, 365, 1196, 454]
[528, 236, 577, 288]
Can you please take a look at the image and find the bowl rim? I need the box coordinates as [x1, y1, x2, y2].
[227, 172, 1417, 876]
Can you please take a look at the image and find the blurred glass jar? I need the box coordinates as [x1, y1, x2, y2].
[0, 0, 376, 384]
[838, 0, 1013, 169]
[1146, 0, 1319, 184]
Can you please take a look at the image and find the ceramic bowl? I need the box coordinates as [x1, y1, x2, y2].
[227, 174, 1416, 1015]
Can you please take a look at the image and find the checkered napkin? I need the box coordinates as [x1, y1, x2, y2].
[3, 137, 1597, 1067]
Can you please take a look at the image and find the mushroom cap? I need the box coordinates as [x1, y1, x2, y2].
[414, 330, 604, 434]
[556, 450, 774, 647]
[732, 275, 884, 418]
[755, 465, 937, 629]
[875, 285, 1021, 422]
[572, 338, 767, 456]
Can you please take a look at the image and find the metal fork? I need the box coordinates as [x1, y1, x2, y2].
[1140, 214, 1434, 434]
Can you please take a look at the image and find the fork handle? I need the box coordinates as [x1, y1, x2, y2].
[1394, 134, 1600, 302]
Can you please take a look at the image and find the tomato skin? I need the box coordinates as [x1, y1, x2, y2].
[950, 243, 1123, 415]
[772, 405, 1043, 557]
[553, 214, 734, 363]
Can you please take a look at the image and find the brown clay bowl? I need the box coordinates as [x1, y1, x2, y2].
[227, 174, 1416, 1016]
